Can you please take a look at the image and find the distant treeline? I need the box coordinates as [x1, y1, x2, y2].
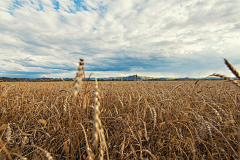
[0, 77, 68, 82]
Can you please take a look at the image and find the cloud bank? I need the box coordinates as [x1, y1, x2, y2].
[0, 0, 240, 78]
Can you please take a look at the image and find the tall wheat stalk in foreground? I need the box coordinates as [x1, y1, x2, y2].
[211, 58, 240, 159]
[211, 59, 240, 87]
[92, 74, 109, 160]
[224, 58, 240, 80]
[71, 59, 108, 160]
[72, 59, 84, 99]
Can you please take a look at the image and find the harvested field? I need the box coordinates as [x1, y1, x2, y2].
[0, 80, 240, 159]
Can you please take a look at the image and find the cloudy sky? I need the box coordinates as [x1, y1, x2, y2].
[0, 0, 240, 78]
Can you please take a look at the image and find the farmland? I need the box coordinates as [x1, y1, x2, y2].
[0, 80, 239, 159]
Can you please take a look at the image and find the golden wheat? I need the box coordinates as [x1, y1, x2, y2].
[1, 59, 240, 159]
[224, 58, 240, 80]
[72, 59, 84, 99]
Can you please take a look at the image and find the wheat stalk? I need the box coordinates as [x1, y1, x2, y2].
[92, 81, 101, 147]
[223, 58, 240, 159]
[80, 123, 94, 160]
[224, 58, 240, 80]
[6, 123, 11, 144]
[0, 138, 13, 160]
[28, 145, 54, 160]
[91, 73, 109, 160]
[152, 106, 157, 129]
[72, 59, 84, 99]
[211, 73, 240, 87]
[9, 153, 27, 160]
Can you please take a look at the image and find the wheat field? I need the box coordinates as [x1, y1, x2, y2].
[0, 59, 240, 160]
[0, 79, 239, 160]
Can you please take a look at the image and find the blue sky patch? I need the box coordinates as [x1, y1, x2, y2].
[8, 0, 25, 10]
[72, 0, 88, 11]
[52, 0, 59, 9]
[13, 0, 24, 7]
[38, 4, 44, 11]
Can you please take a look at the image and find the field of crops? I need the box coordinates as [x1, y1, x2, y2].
[0, 79, 239, 160]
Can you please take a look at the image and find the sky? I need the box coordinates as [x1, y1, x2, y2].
[0, 0, 240, 78]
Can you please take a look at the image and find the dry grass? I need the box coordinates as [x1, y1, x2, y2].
[0, 59, 240, 159]
[0, 80, 239, 159]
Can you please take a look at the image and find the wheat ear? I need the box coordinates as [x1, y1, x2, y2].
[92, 78, 101, 147]
[91, 74, 108, 160]
[6, 123, 11, 143]
[211, 73, 240, 87]
[224, 58, 240, 80]
[224, 58, 240, 159]
[72, 59, 84, 99]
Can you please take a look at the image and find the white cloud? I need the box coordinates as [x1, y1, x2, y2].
[0, 0, 240, 78]
[44, 71, 180, 79]
[41, 0, 53, 6]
